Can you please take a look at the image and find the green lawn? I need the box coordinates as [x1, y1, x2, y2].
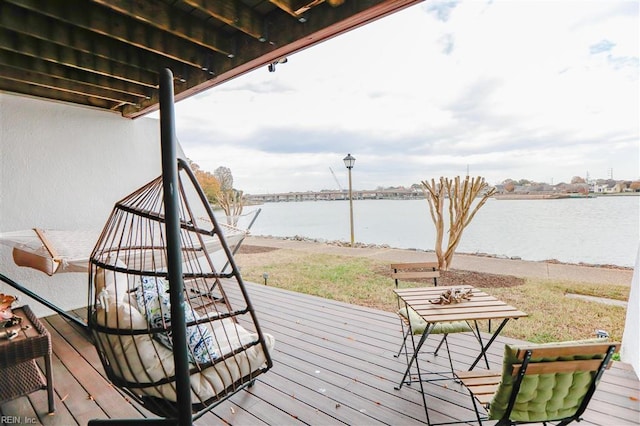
[236, 249, 629, 343]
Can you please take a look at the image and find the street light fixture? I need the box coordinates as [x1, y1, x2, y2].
[343, 153, 355, 247]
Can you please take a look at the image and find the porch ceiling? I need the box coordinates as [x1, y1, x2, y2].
[0, 0, 421, 118]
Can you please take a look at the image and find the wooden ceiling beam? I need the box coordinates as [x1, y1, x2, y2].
[0, 30, 159, 88]
[269, 0, 330, 17]
[181, 0, 267, 41]
[6, 0, 228, 69]
[0, 65, 143, 106]
[0, 79, 119, 111]
[0, 50, 152, 100]
[90, 0, 239, 58]
[0, 2, 190, 81]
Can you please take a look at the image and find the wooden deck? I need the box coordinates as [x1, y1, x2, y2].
[1, 281, 638, 425]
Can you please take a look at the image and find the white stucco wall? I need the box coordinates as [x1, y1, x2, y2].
[0, 93, 170, 317]
[621, 244, 640, 377]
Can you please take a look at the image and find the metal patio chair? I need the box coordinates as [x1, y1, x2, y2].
[392, 262, 489, 377]
[455, 340, 619, 425]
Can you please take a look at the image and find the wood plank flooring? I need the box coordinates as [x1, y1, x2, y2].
[1, 281, 638, 425]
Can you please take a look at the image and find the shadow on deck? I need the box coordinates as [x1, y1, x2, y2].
[1, 281, 638, 425]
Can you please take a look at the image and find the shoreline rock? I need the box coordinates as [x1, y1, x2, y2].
[250, 234, 633, 272]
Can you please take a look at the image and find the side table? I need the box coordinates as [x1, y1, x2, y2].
[0, 305, 54, 413]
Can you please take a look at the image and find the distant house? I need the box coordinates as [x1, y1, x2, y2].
[594, 182, 617, 193]
[613, 182, 628, 192]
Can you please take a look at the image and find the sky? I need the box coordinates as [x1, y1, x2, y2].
[170, 0, 639, 194]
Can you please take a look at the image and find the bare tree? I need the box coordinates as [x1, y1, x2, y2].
[214, 166, 233, 192]
[213, 166, 244, 226]
[421, 176, 496, 271]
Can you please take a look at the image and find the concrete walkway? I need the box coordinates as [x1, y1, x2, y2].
[244, 236, 633, 286]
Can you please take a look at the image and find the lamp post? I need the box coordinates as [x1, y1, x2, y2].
[343, 153, 355, 247]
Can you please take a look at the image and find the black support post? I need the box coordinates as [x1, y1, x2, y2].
[159, 68, 192, 426]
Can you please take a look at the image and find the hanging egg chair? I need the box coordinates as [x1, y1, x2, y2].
[87, 158, 274, 420]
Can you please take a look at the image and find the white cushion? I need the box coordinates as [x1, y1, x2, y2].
[94, 299, 275, 404]
[95, 257, 130, 303]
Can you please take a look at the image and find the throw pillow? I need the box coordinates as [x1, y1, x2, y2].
[133, 275, 218, 364]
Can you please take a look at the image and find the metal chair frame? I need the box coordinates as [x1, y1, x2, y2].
[456, 342, 619, 426]
[392, 262, 489, 378]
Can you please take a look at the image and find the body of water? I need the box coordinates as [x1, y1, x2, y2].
[241, 196, 639, 268]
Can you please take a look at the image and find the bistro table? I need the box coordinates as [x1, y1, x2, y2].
[394, 285, 527, 425]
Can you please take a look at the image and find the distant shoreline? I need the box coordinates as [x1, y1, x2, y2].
[493, 193, 639, 200]
[493, 193, 571, 200]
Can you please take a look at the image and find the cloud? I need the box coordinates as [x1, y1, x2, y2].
[170, 1, 639, 194]
[590, 39, 616, 54]
[438, 33, 455, 55]
[426, 0, 461, 22]
[445, 77, 504, 123]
